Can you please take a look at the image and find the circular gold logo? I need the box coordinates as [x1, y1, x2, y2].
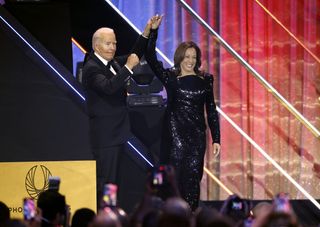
[25, 165, 52, 199]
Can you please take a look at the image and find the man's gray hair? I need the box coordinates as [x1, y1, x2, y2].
[92, 27, 115, 50]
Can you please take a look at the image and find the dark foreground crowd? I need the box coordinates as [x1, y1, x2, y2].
[0, 167, 311, 227]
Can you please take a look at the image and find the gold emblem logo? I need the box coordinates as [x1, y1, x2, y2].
[25, 165, 52, 199]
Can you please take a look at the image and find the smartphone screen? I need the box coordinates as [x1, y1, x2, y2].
[48, 176, 60, 191]
[231, 201, 243, 210]
[274, 193, 290, 213]
[23, 198, 36, 220]
[102, 183, 117, 207]
[152, 165, 166, 186]
[152, 171, 163, 186]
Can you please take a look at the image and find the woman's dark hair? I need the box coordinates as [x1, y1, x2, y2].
[173, 41, 202, 76]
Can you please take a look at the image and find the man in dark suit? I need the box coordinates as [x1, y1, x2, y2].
[82, 17, 155, 207]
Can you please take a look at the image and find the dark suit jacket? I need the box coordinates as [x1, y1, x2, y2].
[82, 35, 148, 148]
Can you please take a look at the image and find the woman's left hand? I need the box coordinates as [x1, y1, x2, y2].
[151, 14, 163, 29]
[212, 143, 221, 157]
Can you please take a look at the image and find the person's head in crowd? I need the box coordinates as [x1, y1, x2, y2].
[37, 190, 66, 227]
[141, 210, 161, 227]
[7, 219, 26, 227]
[257, 212, 299, 227]
[220, 194, 250, 225]
[92, 28, 116, 61]
[92, 208, 121, 227]
[71, 208, 95, 227]
[195, 206, 234, 227]
[204, 216, 234, 227]
[0, 201, 10, 227]
[129, 192, 164, 227]
[253, 193, 299, 227]
[158, 197, 193, 227]
[252, 201, 272, 220]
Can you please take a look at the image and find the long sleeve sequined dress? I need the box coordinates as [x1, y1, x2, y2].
[146, 29, 220, 210]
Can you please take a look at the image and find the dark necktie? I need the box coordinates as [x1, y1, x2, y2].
[106, 60, 114, 69]
[106, 60, 117, 75]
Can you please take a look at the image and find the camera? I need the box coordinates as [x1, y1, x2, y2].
[23, 198, 36, 221]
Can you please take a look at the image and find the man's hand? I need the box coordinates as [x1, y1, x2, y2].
[24, 208, 42, 227]
[125, 53, 140, 70]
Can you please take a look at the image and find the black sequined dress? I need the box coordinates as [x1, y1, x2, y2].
[146, 29, 220, 210]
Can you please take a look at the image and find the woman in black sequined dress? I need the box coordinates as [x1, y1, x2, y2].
[146, 16, 221, 211]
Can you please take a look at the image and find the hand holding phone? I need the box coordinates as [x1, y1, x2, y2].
[231, 201, 243, 210]
[152, 166, 165, 186]
[274, 192, 291, 213]
[23, 198, 36, 221]
[102, 183, 117, 207]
